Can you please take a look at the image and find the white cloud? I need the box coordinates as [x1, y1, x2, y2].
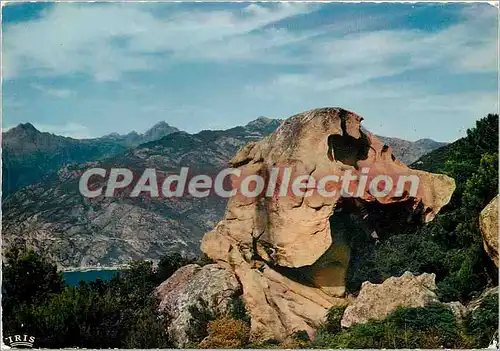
[245, 7, 498, 99]
[4, 3, 495, 84]
[30, 83, 75, 98]
[2, 3, 314, 81]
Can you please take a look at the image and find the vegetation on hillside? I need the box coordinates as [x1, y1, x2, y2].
[347, 114, 499, 302]
[312, 298, 498, 349]
[1, 246, 189, 348]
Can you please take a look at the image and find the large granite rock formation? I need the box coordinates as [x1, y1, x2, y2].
[198, 108, 455, 341]
[341, 272, 439, 328]
[479, 195, 499, 267]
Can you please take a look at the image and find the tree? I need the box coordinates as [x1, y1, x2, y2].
[155, 252, 192, 284]
[2, 245, 64, 335]
[2, 247, 175, 348]
[348, 114, 499, 302]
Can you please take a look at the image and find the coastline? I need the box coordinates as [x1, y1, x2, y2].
[61, 265, 129, 273]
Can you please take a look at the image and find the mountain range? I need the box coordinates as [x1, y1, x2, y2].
[2, 121, 182, 196]
[1, 117, 446, 269]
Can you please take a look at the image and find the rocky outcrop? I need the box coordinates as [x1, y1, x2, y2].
[341, 272, 439, 328]
[200, 108, 455, 341]
[156, 264, 241, 346]
[479, 195, 498, 267]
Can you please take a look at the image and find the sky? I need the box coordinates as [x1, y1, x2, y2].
[2, 2, 498, 142]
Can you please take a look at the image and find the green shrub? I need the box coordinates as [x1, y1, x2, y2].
[387, 303, 459, 347]
[228, 292, 251, 324]
[312, 303, 466, 349]
[320, 305, 346, 334]
[2, 247, 174, 348]
[186, 298, 216, 343]
[291, 330, 310, 342]
[155, 252, 192, 284]
[464, 294, 499, 348]
[245, 338, 281, 349]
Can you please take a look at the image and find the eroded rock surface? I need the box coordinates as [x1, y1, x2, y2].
[156, 264, 241, 346]
[480, 195, 499, 267]
[341, 272, 439, 328]
[200, 108, 455, 341]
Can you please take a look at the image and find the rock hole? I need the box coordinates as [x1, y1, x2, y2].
[326, 111, 371, 169]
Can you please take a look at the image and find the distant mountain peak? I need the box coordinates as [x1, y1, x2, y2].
[7, 122, 40, 135]
[99, 122, 180, 147]
[150, 121, 174, 128]
[144, 121, 178, 133]
[246, 116, 276, 127]
[126, 131, 140, 137]
[143, 121, 180, 142]
[244, 117, 282, 136]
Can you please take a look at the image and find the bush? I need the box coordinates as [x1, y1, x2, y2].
[464, 294, 499, 348]
[2, 245, 64, 310]
[2, 245, 65, 338]
[186, 298, 216, 343]
[387, 303, 459, 347]
[320, 305, 346, 334]
[199, 317, 250, 348]
[291, 329, 310, 342]
[155, 253, 192, 284]
[186, 291, 251, 345]
[278, 330, 311, 348]
[125, 309, 172, 348]
[312, 303, 466, 349]
[229, 292, 251, 324]
[2, 247, 174, 348]
[245, 338, 281, 349]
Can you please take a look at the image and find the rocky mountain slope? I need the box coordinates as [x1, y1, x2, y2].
[2, 122, 179, 196]
[2, 123, 127, 196]
[377, 136, 447, 165]
[1, 118, 282, 269]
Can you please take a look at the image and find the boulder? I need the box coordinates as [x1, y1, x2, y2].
[200, 108, 455, 341]
[156, 264, 241, 346]
[479, 195, 499, 267]
[341, 272, 439, 328]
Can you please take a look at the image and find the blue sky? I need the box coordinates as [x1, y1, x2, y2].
[2, 2, 498, 141]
